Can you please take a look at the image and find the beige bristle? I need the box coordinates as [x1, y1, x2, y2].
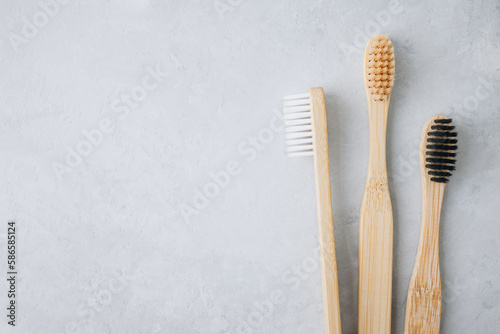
[365, 34, 395, 102]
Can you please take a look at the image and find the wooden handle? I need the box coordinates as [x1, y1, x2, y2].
[310, 87, 342, 334]
[404, 116, 446, 334]
[358, 99, 393, 334]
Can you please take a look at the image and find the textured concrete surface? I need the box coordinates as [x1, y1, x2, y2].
[0, 0, 499, 333]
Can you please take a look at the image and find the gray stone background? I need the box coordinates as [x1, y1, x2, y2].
[0, 0, 499, 333]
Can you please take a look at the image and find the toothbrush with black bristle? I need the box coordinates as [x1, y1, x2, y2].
[404, 115, 457, 334]
[282, 88, 342, 334]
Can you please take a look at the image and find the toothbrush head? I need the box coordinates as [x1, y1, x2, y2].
[423, 116, 457, 183]
[364, 34, 395, 102]
[282, 92, 314, 157]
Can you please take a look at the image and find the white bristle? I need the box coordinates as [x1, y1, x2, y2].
[286, 144, 314, 152]
[283, 105, 311, 113]
[284, 111, 311, 120]
[282, 93, 310, 100]
[286, 137, 313, 146]
[285, 131, 312, 139]
[282, 92, 314, 158]
[282, 98, 311, 107]
[285, 118, 312, 126]
[285, 124, 313, 133]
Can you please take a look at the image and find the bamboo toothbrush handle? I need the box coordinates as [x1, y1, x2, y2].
[358, 100, 393, 334]
[404, 179, 445, 333]
[358, 179, 393, 334]
[310, 88, 342, 334]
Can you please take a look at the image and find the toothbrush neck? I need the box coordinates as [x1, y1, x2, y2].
[415, 182, 446, 281]
[423, 183, 445, 242]
[368, 102, 389, 177]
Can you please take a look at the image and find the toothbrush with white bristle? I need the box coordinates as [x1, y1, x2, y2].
[282, 88, 342, 334]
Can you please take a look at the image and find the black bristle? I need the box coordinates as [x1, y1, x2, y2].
[431, 177, 449, 183]
[428, 171, 452, 177]
[425, 164, 456, 171]
[426, 118, 457, 183]
[427, 131, 457, 137]
[426, 157, 456, 164]
[426, 151, 457, 157]
[434, 119, 452, 124]
[431, 125, 455, 131]
[427, 138, 458, 144]
[426, 144, 458, 150]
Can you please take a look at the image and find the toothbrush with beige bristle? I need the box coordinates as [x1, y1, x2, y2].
[282, 88, 342, 334]
[358, 34, 395, 334]
[404, 115, 457, 333]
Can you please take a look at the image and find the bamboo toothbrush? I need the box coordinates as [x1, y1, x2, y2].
[404, 115, 457, 334]
[282, 88, 341, 334]
[358, 33, 395, 334]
